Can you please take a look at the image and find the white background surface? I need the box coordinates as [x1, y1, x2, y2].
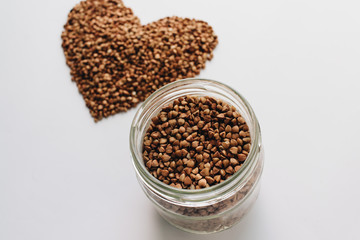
[1, 0, 360, 239]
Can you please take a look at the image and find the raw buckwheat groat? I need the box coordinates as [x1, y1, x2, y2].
[61, 0, 218, 121]
[143, 95, 251, 190]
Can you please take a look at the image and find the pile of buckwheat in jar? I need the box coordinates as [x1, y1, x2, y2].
[61, 0, 218, 121]
[143, 96, 251, 189]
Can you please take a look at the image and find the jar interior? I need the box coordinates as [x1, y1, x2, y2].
[130, 79, 260, 201]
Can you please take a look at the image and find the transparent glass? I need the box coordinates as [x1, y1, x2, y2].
[130, 78, 264, 234]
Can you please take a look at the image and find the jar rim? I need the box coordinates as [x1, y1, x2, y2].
[129, 78, 261, 203]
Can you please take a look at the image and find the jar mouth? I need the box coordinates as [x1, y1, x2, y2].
[130, 78, 261, 203]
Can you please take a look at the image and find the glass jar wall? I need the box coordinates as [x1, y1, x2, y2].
[130, 79, 264, 233]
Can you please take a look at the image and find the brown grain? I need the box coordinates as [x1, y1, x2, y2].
[61, 0, 218, 121]
[143, 96, 251, 189]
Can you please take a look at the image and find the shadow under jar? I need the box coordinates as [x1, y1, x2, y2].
[130, 78, 264, 234]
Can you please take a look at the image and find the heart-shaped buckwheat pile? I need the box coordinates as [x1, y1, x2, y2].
[62, 0, 218, 121]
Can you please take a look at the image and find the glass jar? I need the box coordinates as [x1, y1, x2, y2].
[130, 78, 264, 234]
